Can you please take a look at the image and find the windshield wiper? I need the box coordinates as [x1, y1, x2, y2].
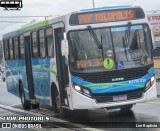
[122, 21, 132, 61]
[87, 26, 102, 49]
[87, 26, 105, 60]
[122, 36, 128, 61]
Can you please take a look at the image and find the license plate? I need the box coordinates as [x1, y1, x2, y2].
[113, 95, 127, 102]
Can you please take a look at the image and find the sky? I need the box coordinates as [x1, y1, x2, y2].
[0, 0, 160, 35]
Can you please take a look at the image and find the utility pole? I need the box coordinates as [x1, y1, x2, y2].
[92, 0, 95, 8]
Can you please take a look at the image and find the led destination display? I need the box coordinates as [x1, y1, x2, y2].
[70, 8, 145, 25]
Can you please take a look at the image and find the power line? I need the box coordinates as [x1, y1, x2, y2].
[146, 10, 160, 13]
[0, 16, 47, 18]
[0, 21, 27, 23]
[0, 15, 57, 20]
[120, 0, 137, 5]
[92, 0, 95, 8]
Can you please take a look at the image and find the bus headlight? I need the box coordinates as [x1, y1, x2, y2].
[72, 84, 91, 97]
[74, 85, 82, 92]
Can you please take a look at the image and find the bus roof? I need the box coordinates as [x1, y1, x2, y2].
[79, 5, 133, 12]
[3, 20, 49, 38]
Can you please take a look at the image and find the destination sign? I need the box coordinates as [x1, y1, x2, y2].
[69, 8, 145, 25]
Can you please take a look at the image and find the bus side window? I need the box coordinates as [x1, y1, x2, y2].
[4, 40, 9, 60]
[45, 28, 54, 57]
[39, 29, 46, 57]
[20, 35, 24, 59]
[32, 32, 38, 58]
[9, 38, 14, 60]
[14, 37, 19, 59]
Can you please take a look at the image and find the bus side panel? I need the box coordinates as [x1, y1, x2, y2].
[6, 61, 16, 96]
[6, 60, 19, 97]
[31, 58, 51, 105]
[19, 59, 30, 100]
[42, 57, 51, 104]
[5, 59, 30, 99]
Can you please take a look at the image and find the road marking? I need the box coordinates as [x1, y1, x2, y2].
[0, 104, 103, 131]
[147, 101, 160, 104]
[138, 101, 160, 106]
[10, 103, 21, 107]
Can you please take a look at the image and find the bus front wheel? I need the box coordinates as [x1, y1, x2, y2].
[19, 84, 31, 110]
[51, 84, 68, 117]
[55, 94, 69, 118]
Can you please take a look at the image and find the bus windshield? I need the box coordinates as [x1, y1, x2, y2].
[68, 24, 153, 73]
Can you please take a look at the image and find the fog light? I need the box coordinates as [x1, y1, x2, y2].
[83, 88, 91, 97]
[145, 80, 151, 91]
[83, 88, 90, 94]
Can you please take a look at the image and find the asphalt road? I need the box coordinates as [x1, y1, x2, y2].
[0, 80, 21, 106]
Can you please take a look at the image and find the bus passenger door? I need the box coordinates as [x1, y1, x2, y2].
[54, 28, 69, 108]
[24, 33, 35, 102]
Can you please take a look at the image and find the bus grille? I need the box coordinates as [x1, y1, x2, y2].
[92, 89, 144, 103]
[72, 64, 153, 83]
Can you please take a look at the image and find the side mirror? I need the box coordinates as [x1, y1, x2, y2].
[150, 30, 156, 49]
[61, 40, 68, 56]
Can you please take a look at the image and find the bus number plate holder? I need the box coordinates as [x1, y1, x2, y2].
[113, 95, 127, 102]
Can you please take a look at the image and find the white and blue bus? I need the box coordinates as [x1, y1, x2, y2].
[2, 5, 157, 116]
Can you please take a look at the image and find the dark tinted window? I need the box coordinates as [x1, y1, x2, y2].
[20, 35, 24, 59]
[9, 38, 14, 60]
[46, 28, 54, 57]
[32, 32, 38, 58]
[14, 37, 19, 59]
[39, 29, 46, 57]
[4, 40, 9, 60]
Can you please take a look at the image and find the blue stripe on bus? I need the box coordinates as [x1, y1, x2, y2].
[71, 67, 154, 94]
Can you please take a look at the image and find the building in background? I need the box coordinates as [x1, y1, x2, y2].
[148, 14, 160, 79]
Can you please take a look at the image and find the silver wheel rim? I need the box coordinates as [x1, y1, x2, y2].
[56, 95, 61, 110]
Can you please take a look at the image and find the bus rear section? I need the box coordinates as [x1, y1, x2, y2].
[67, 6, 157, 110]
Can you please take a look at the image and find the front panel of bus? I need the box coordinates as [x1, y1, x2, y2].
[66, 7, 157, 109]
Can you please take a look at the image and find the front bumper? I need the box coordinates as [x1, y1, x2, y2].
[71, 81, 157, 109]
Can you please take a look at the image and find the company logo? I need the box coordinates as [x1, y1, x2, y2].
[2, 123, 11, 128]
[112, 77, 124, 82]
[0, 0, 23, 11]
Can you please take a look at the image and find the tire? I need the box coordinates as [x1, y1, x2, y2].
[19, 83, 31, 110]
[120, 104, 133, 112]
[51, 84, 68, 117]
[55, 95, 69, 118]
